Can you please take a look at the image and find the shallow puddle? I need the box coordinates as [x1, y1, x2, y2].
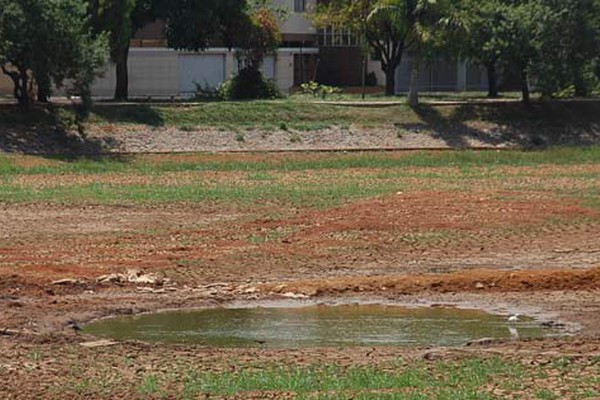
[84, 304, 555, 348]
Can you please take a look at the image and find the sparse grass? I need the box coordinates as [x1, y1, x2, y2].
[1, 147, 599, 176]
[0, 148, 598, 208]
[56, 355, 599, 399]
[289, 132, 302, 143]
[0, 180, 399, 208]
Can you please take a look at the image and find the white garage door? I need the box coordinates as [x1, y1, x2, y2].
[178, 54, 226, 95]
[262, 56, 276, 80]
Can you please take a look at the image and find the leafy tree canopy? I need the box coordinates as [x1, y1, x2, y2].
[0, 0, 109, 108]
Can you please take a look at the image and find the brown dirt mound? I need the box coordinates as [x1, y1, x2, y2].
[261, 267, 600, 296]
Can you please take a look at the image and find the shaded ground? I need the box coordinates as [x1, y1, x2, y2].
[1, 100, 600, 154]
[0, 152, 599, 398]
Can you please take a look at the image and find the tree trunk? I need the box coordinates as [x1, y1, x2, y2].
[384, 68, 395, 96]
[114, 45, 130, 101]
[408, 57, 420, 107]
[521, 68, 530, 104]
[486, 63, 499, 98]
[573, 65, 589, 97]
[361, 54, 367, 100]
[36, 73, 51, 103]
[2, 65, 30, 108]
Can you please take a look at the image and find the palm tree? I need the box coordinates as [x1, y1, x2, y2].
[367, 0, 456, 104]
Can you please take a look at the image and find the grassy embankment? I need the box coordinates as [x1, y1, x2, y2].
[0, 97, 598, 133]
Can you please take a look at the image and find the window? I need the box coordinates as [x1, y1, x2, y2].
[318, 26, 358, 47]
[294, 0, 306, 12]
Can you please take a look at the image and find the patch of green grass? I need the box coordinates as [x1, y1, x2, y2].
[0, 148, 598, 208]
[175, 358, 526, 399]
[178, 123, 197, 132]
[0, 180, 400, 208]
[138, 374, 159, 395]
[1, 147, 599, 177]
[247, 171, 274, 181]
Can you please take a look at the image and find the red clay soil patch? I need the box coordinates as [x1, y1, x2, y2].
[274, 191, 595, 235]
[260, 267, 600, 297]
[1, 191, 599, 288]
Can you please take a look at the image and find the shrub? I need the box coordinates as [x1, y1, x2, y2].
[193, 81, 219, 99]
[300, 81, 343, 100]
[218, 67, 282, 100]
[365, 72, 378, 87]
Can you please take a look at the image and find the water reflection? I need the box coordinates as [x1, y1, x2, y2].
[84, 304, 553, 348]
[508, 326, 520, 339]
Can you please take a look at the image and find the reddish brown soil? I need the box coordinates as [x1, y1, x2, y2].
[1, 185, 599, 399]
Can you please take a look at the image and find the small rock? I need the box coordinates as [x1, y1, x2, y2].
[475, 282, 485, 290]
[422, 351, 440, 361]
[274, 284, 287, 292]
[80, 340, 118, 348]
[96, 273, 125, 284]
[466, 337, 495, 347]
[126, 269, 159, 284]
[281, 292, 308, 299]
[136, 287, 156, 293]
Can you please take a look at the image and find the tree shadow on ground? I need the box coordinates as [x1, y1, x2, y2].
[0, 105, 123, 158]
[400, 100, 600, 149]
[91, 103, 165, 127]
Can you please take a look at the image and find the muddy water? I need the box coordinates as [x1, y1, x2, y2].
[84, 305, 554, 348]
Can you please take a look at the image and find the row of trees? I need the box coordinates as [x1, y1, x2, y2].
[1, 0, 599, 106]
[314, 0, 600, 104]
[0, 0, 280, 107]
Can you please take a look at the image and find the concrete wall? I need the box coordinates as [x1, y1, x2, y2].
[367, 59, 386, 87]
[276, 52, 295, 91]
[89, 48, 306, 98]
[91, 48, 179, 98]
[394, 56, 488, 93]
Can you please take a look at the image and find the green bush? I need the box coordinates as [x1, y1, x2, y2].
[217, 67, 282, 100]
[300, 81, 343, 100]
[365, 72, 378, 87]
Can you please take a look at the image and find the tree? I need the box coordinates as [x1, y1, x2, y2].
[232, 1, 282, 71]
[487, 0, 553, 103]
[216, 0, 284, 100]
[456, 0, 504, 97]
[161, 0, 247, 51]
[0, 0, 109, 108]
[90, 0, 159, 100]
[90, 0, 135, 101]
[313, 0, 454, 97]
[533, 0, 600, 97]
[313, 0, 401, 96]
[402, 0, 458, 106]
